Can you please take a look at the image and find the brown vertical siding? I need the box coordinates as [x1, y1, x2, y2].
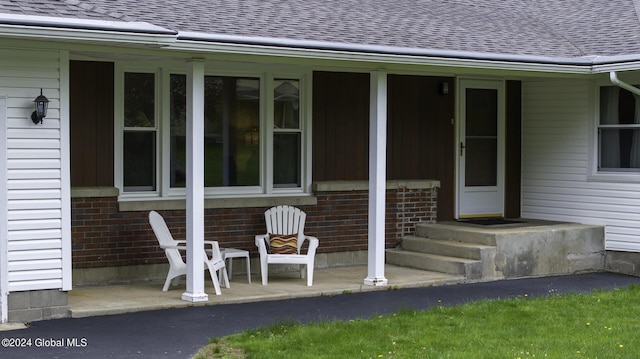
[505, 80, 522, 218]
[387, 75, 455, 220]
[312, 72, 455, 220]
[312, 71, 370, 181]
[70, 60, 114, 187]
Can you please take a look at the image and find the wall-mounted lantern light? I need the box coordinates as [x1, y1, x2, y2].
[439, 81, 449, 95]
[31, 89, 49, 124]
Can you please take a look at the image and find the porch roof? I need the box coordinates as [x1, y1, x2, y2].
[2, 0, 640, 70]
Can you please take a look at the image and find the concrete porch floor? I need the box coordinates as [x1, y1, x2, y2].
[68, 265, 464, 318]
[67, 219, 603, 320]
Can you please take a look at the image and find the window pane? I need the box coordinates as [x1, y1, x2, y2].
[466, 88, 497, 136]
[274, 133, 301, 187]
[599, 128, 640, 170]
[169, 75, 261, 188]
[124, 73, 155, 127]
[204, 76, 260, 187]
[170, 74, 187, 187]
[599, 86, 640, 171]
[123, 131, 156, 191]
[274, 80, 300, 129]
[600, 86, 637, 125]
[465, 138, 497, 186]
[465, 88, 498, 186]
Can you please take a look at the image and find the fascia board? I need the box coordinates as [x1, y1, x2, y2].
[175, 31, 595, 74]
[592, 62, 640, 73]
[0, 13, 176, 47]
[3, 15, 640, 74]
[590, 55, 640, 73]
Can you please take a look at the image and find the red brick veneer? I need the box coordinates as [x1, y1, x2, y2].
[71, 184, 438, 269]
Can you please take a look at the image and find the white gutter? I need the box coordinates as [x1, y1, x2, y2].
[178, 32, 596, 65]
[3, 13, 640, 74]
[0, 13, 176, 47]
[591, 53, 640, 73]
[175, 31, 596, 74]
[592, 61, 640, 74]
[610, 71, 640, 96]
[174, 32, 640, 74]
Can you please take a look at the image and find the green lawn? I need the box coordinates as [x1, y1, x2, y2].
[194, 286, 640, 359]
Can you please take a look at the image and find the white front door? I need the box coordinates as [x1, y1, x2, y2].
[457, 79, 505, 218]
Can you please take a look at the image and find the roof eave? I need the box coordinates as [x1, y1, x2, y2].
[590, 55, 640, 73]
[3, 16, 640, 74]
[174, 31, 598, 74]
[0, 13, 177, 47]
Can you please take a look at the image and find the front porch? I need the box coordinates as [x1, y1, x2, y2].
[67, 264, 462, 318]
[66, 219, 607, 319]
[5, 219, 609, 324]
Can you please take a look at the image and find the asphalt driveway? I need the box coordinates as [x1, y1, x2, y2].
[2, 272, 640, 358]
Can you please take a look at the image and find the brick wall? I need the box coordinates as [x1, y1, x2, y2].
[71, 181, 439, 269]
[395, 185, 439, 237]
[72, 196, 160, 268]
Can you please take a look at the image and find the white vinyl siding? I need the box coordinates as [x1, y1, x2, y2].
[0, 95, 6, 321]
[522, 78, 640, 252]
[1, 47, 70, 292]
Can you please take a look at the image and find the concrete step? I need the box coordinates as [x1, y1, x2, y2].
[401, 235, 494, 260]
[386, 249, 484, 279]
[392, 220, 604, 281]
[415, 223, 498, 246]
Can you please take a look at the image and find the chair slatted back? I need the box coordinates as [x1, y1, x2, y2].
[265, 205, 306, 236]
[149, 210, 184, 266]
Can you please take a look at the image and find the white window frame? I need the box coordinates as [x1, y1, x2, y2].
[270, 73, 310, 195]
[116, 62, 312, 200]
[115, 66, 161, 197]
[590, 77, 640, 183]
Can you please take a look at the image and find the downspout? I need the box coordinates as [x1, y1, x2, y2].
[610, 71, 640, 96]
[610, 71, 640, 172]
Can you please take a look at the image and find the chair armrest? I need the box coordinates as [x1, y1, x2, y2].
[171, 240, 214, 249]
[203, 240, 223, 259]
[301, 235, 319, 256]
[255, 234, 269, 256]
[204, 240, 218, 249]
[161, 245, 187, 250]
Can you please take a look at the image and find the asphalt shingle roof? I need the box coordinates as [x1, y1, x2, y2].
[0, 0, 128, 20]
[2, 0, 640, 59]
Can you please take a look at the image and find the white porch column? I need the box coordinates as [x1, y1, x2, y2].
[182, 59, 208, 302]
[364, 70, 388, 287]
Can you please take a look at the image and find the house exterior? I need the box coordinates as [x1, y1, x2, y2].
[1, 0, 640, 322]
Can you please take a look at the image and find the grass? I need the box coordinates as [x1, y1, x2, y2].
[194, 285, 640, 359]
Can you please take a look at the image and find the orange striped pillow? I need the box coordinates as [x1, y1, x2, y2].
[268, 234, 298, 254]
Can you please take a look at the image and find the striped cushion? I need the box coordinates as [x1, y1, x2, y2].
[268, 234, 298, 254]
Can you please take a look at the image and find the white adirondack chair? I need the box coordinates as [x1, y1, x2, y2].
[149, 211, 230, 295]
[255, 205, 319, 286]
